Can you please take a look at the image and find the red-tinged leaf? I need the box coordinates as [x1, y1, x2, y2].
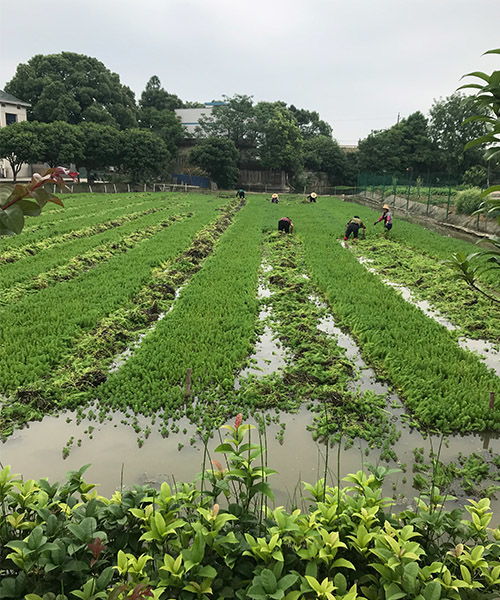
[47, 195, 64, 207]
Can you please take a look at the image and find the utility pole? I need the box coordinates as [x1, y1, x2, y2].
[396, 112, 400, 125]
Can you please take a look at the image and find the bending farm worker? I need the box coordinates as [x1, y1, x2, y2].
[271, 193, 279, 203]
[278, 216, 294, 233]
[374, 203, 393, 232]
[344, 215, 366, 242]
[307, 192, 317, 203]
[236, 188, 245, 199]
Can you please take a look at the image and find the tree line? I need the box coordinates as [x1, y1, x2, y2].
[0, 51, 493, 187]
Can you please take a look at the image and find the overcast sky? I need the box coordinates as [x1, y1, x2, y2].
[1, 0, 498, 144]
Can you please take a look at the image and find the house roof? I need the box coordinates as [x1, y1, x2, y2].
[0, 90, 31, 107]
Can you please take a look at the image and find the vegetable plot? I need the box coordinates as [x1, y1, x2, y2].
[95, 198, 266, 429]
[292, 202, 500, 432]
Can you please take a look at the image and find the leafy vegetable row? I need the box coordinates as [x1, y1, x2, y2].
[94, 198, 266, 426]
[351, 237, 500, 344]
[0, 196, 245, 438]
[289, 201, 499, 432]
[0, 198, 225, 395]
[0, 212, 192, 306]
[0, 192, 181, 251]
[0, 201, 187, 293]
[0, 206, 166, 264]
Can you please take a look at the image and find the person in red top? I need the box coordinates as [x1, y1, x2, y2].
[278, 217, 294, 233]
[374, 204, 393, 232]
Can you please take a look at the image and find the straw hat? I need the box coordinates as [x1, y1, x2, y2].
[272, 193, 278, 198]
[310, 192, 317, 198]
[383, 204, 390, 209]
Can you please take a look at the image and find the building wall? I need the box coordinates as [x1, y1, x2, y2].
[0, 102, 32, 179]
[175, 106, 213, 135]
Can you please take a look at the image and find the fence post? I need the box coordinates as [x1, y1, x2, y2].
[445, 185, 452, 220]
[113, 184, 117, 193]
[406, 182, 411, 211]
[89, 185, 93, 194]
[104, 184, 107, 194]
[426, 184, 432, 216]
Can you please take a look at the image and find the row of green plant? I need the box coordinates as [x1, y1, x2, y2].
[0, 193, 181, 251]
[0, 421, 498, 599]
[350, 237, 499, 344]
[283, 200, 500, 432]
[92, 198, 266, 429]
[0, 200, 188, 294]
[0, 196, 246, 438]
[0, 206, 167, 264]
[0, 196, 226, 397]
[239, 231, 399, 457]
[0, 212, 191, 306]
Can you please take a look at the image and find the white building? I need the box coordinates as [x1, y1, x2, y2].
[0, 90, 32, 179]
[175, 101, 226, 135]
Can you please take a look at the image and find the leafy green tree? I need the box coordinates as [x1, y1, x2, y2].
[358, 112, 435, 176]
[0, 121, 44, 181]
[5, 52, 137, 128]
[190, 137, 238, 188]
[357, 126, 403, 174]
[139, 76, 184, 112]
[197, 95, 257, 148]
[118, 129, 170, 183]
[254, 102, 303, 175]
[288, 105, 332, 138]
[429, 93, 488, 176]
[79, 122, 121, 179]
[462, 165, 487, 187]
[38, 121, 84, 167]
[138, 107, 184, 155]
[303, 135, 346, 182]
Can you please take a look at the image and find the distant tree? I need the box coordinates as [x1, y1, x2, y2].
[302, 135, 346, 182]
[79, 123, 121, 179]
[118, 129, 170, 183]
[0, 121, 44, 181]
[197, 95, 257, 148]
[357, 126, 403, 174]
[429, 93, 488, 176]
[5, 52, 137, 128]
[462, 165, 488, 188]
[288, 105, 332, 138]
[190, 137, 239, 188]
[357, 112, 435, 176]
[138, 107, 185, 156]
[139, 76, 184, 112]
[38, 121, 84, 167]
[254, 102, 303, 175]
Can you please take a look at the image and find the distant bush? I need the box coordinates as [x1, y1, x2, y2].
[455, 187, 483, 214]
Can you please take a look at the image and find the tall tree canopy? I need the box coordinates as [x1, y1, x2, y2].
[429, 93, 488, 176]
[139, 76, 184, 112]
[37, 121, 84, 167]
[138, 77, 185, 155]
[5, 52, 137, 129]
[197, 95, 257, 148]
[303, 135, 346, 182]
[357, 112, 436, 176]
[288, 105, 332, 138]
[118, 129, 170, 183]
[190, 137, 239, 188]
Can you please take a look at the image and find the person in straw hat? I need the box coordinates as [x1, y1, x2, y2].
[307, 192, 318, 203]
[374, 204, 393, 232]
[271, 193, 279, 203]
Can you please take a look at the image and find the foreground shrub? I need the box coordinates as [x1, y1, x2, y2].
[455, 187, 483, 215]
[0, 418, 498, 599]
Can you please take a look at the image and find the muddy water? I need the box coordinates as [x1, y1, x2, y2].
[1, 406, 498, 523]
